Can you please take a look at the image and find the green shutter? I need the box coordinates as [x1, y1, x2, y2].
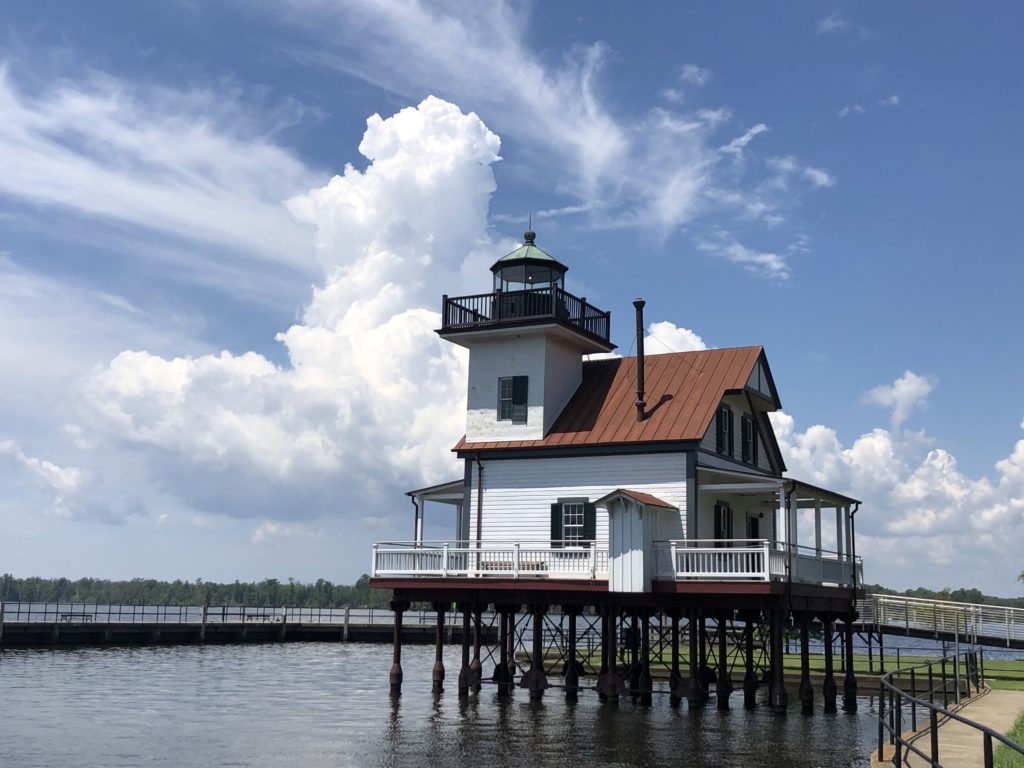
[550, 503, 562, 548]
[512, 376, 528, 424]
[583, 502, 597, 541]
[716, 409, 725, 453]
[727, 408, 735, 457]
[714, 504, 723, 539]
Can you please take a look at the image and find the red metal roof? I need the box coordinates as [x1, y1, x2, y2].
[455, 346, 767, 453]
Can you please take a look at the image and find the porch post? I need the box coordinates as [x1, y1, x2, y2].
[789, 492, 799, 551]
[814, 498, 822, 557]
[835, 505, 844, 561]
[845, 507, 854, 563]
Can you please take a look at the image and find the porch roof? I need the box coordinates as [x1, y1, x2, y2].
[405, 479, 464, 505]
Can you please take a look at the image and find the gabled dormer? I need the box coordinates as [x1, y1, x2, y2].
[701, 350, 786, 475]
[437, 229, 615, 443]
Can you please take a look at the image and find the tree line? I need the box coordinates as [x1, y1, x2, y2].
[0, 574, 391, 609]
[0, 574, 1019, 609]
[862, 582, 1024, 609]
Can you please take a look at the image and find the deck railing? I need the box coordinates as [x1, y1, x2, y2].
[653, 539, 861, 586]
[372, 541, 608, 580]
[441, 287, 611, 343]
[372, 539, 861, 586]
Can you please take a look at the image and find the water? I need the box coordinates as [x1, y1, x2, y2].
[0, 642, 879, 767]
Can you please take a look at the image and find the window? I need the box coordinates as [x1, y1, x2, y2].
[497, 376, 528, 424]
[551, 499, 596, 547]
[741, 413, 758, 465]
[716, 404, 734, 457]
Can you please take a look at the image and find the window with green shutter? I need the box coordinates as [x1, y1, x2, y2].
[498, 375, 528, 424]
[716, 404, 734, 457]
[552, 498, 596, 547]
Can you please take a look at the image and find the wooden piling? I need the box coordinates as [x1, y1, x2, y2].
[799, 612, 814, 714]
[389, 600, 407, 695]
[823, 616, 837, 713]
[431, 602, 446, 694]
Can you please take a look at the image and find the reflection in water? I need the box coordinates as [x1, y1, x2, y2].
[0, 643, 876, 767]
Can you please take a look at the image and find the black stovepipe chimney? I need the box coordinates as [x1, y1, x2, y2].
[633, 298, 646, 421]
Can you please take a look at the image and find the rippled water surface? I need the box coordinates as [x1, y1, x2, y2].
[0, 642, 878, 767]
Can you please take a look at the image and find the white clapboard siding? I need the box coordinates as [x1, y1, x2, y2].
[470, 453, 687, 544]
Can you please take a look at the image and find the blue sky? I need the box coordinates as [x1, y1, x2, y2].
[1, 2, 1022, 594]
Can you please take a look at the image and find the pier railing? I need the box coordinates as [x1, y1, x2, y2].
[0, 602, 491, 628]
[858, 593, 1024, 648]
[876, 649, 1024, 767]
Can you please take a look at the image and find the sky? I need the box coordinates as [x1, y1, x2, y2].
[1, 1, 1022, 595]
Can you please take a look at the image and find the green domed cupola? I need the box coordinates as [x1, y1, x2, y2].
[491, 228, 568, 293]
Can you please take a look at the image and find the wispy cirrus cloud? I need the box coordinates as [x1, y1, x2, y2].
[0, 66, 319, 282]
[270, 1, 832, 252]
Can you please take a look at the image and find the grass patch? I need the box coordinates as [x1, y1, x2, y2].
[995, 709, 1024, 767]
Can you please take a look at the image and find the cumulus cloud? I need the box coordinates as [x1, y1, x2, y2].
[879, 94, 900, 107]
[0, 438, 136, 522]
[646, 321, 708, 354]
[77, 97, 500, 523]
[865, 370, 936, 427]
[772, 376, 1024, 590]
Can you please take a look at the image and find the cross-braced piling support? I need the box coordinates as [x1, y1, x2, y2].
[669, 609, 684, 706]
[519, 603, 549, 698]
[769, 608, 788, 711]
[716, 612, 734, 710]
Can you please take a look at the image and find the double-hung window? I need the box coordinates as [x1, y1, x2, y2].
[497, 376, 528, 424]
[551, 499, 596, 548]
[716, 404, 734, 457]
[741, 413, 758, 465]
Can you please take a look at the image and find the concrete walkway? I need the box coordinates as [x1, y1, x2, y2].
[874, 689, 1024, 767]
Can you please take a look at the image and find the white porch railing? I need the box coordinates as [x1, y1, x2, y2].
[373, 539, 862, 587]
[371, 541, 609, 580]
[653, 539, 862, 586]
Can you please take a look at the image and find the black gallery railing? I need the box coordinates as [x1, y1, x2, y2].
[877, 649, 1024, 767]
[441, 287, 611, 343]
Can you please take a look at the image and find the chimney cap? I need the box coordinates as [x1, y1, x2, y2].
[633, 298, 646, 309]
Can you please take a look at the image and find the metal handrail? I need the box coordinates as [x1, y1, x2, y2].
[877, 650, 1024, 767]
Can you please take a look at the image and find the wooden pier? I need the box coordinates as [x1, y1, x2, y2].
[0, 603, 495, 648]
